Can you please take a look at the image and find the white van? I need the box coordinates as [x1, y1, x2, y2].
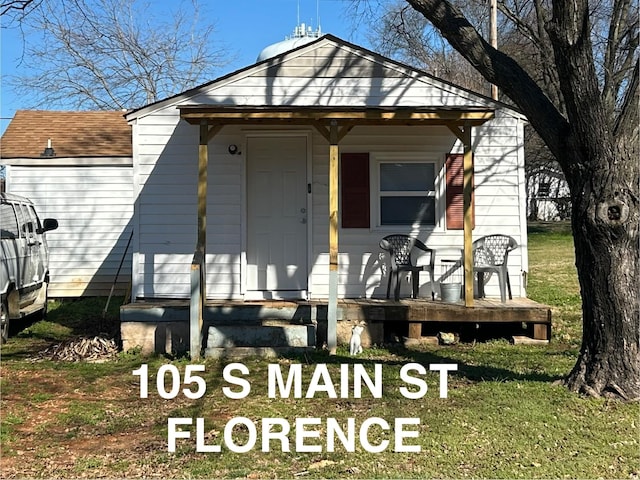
[0, 193, 58, 343]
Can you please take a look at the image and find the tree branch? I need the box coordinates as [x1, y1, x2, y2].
[9, 0, 232, 110]
[405, 0, 570, 161]
[602, 0, 638, 118]
[0, 0, 35, 15]
[546, 0, 614, 165]
[614, 60, 639, 149]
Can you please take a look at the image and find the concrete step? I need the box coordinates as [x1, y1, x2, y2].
[204, 324, 316, 359]
[206, 324, 315, 348]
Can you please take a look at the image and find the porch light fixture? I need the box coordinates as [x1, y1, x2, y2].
[228, 144, 239, 155]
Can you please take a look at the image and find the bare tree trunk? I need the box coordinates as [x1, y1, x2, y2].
[566, 146, 640, 399]
[547, 0, 640, 399]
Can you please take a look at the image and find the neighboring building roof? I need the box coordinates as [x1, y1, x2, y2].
[0, 110, 131, 158]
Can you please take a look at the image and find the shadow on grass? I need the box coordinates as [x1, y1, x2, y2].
[278, 344, 566, 386]
[45, 296, 122, 338]
[527, 220, 572, 235]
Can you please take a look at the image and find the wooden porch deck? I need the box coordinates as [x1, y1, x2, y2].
[335, 297, 551, 341]
[120, 297, 552, 355]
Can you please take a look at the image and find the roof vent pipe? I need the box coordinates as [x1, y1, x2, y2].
[41, 138, 55, 157]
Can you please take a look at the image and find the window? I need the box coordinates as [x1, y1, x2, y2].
[342, 153, 467, 230]
[27, 205, 42, 232]
[13, 204, 30, 238]
[0, 204, 19, 239]
[538, 181, 551, 197]
[14, 204, 33, 237]
[378, 161, 436, 226]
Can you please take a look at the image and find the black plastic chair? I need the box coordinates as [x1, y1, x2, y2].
[379, 234, 436, 301]
[472, 234, 518, 302]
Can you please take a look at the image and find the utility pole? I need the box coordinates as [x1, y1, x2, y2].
[490, 0, 498, 100]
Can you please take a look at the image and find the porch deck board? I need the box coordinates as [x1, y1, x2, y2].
[346, 297, 551, 323]
[340, 298, 551, 340]
[121, 297, 551, 327]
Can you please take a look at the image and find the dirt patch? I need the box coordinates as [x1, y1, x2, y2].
[0, 364, 183, 478]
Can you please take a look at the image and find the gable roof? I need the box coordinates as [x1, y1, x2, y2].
[126, 34, 523, 122]
[0, 110, 131, 159]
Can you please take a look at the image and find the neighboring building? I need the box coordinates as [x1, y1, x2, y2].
[0, 110, 133, 296]
[527, 167, 571, 221]
[124, 34, 530, 303]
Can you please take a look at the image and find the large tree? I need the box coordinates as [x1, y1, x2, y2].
[402, 0, 639, 399]
[4, 0, 232, 110]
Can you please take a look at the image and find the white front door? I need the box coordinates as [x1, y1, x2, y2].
[246, 135, 308, 297]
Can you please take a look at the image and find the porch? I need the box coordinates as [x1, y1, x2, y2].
[120, 297, 552, 357]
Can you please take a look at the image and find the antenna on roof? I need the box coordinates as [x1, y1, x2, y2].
[290, 0, 321, 39]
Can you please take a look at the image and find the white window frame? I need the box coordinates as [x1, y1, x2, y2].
[370, 153, 444, 232]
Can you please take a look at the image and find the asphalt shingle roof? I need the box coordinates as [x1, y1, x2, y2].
[0, 110, 132, 158]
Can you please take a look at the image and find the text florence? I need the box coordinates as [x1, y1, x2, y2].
[167, 363, 457, 453]
[168, 416, 422, 453]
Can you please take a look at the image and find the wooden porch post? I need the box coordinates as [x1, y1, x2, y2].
[328, 121, 339, 354]
[190, 121, 208, 360]
[198, 121, 208, 250]
[462, 124, 474, 307]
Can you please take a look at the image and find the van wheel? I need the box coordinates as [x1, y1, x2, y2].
[0, 301, 9, 344]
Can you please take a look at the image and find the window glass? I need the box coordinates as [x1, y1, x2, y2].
[15, 204, 34, 236]
[378, 161, 436, 226]
[27, 205, 42, 231]
[0, 204, 19, 239]
[380, 163, 435, 191]
[381, 197, 435, 225]
[538, 181, 551, 197]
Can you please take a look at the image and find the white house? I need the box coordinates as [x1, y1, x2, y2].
[0, 110, 134, 297]
[124, 34, 529, 308]
[0, 35, 547, 355]
[527, 166, 571, 221]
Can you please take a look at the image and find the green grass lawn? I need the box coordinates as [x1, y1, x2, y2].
[1, 222, 638, 479]
[526, 222, 583, 346]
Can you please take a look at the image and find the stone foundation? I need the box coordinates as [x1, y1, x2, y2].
[121, 321, 189, 356]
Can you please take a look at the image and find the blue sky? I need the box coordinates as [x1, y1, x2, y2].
[0, 0, 373, 134]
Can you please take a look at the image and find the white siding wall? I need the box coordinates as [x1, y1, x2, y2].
[5, 164, 133, 296]
[132, 111, 244, 299]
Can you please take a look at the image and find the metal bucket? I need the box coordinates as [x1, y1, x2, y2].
[440, 283, 461, 303]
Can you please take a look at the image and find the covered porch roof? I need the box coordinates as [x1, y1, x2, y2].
[178, 105, 495, 137]
[178, 105, 495, 123]
[178, 103, 495, 359]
